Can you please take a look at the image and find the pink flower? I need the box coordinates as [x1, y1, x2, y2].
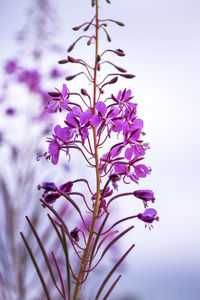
[47, 84, 69, 113]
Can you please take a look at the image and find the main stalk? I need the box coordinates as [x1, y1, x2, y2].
[73, 1, 100, 299]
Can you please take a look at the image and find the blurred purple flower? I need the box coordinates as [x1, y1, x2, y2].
[47, 84, 69, 113]
[4, 60, 17, 74]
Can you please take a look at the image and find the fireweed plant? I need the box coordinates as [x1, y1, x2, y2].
[0, 1, 68, 299]
[22, 0, 159, 299]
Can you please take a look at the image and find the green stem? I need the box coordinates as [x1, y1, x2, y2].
[73, 1, 100, 299]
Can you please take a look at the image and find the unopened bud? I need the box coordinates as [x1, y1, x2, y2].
[121, 74, 136, 78]
[58, 59, 68, 64]
[48, 92, 61, 97]
[106, 33, 111, 42]
[72, 26, 81, 31]
[115, 65, 127, 73]
[116, 21, 125, 26]
[84, 24, 90, 31]
[115, 49, 125, 56]
[108, 76, 118, 84]
[65, 74, 76, 81]
[81, 88, 89, 96]
[96, 55, 101, 62]
[68, 43, 75, 52]
[68, 56, 78, 63]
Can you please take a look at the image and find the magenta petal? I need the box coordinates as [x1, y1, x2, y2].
[96, 101, 107, 116]
[71, 106, 82, 117]
[143, 208, 157, 217]
[62, 84, 68, 98]
[91, 114, 102, 127]
[134, 164, 149, 178]
[108, 107, 119, 118]
[80, 108, 92, 126]
[66, 112, 78, 127]
[133, 190, 155, 202]
[125, 147, 134, 160]
[81, 127, 88, 141]
[54, 124, 62, 136]
[114, 163, 125, 173]
[113, 119, 123, 132]
[124, 89, 132, 101]
[110, 144, 123, 158]
[62, 99, 69, 109]
[49, 141, 59, 154]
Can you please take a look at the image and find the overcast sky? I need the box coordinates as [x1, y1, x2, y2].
[0, 0, 200, 299]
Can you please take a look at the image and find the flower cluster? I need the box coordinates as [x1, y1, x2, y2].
[26, 1, 159, 299]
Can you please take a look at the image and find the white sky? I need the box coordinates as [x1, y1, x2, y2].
[0, 0, 200, 299]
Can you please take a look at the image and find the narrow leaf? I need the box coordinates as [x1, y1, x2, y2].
[95, 243, 135, 299]
[25, 216, 63, 298]
[61, 226, 71, 298]
[51, 252, 67, 300]
[103, 275, 121, 300]
[20, 232, 52, 300]
[89, 213, 109, 266]
[101, 226, 134, 258]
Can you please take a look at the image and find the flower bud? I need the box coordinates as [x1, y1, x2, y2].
[138, 208, 159, 223]
[59, 181, 73, 193]
[116, 21, 125, 26]
[65, 74, 77, 81]
[133, 190, 155, 203]
[72, 25, 82, 31]
[108, 76, 118, 84]
[68, 43, 75, 52]
[81, 88, 89, 96]
[121, 74, 136, 79]
[58, 59, 68, 64]
[115, 49, 125, 56]
[70, 227, 80, 242]
[48, 92, 61, 97]
[68, 56, 78, 63]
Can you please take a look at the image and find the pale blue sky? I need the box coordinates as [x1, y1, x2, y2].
[1, 0, 200, 299]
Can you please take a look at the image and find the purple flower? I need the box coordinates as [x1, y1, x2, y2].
[138, 208, 159, 223]
[91, 101, 123, 136]
[4, 60, 17, 74]
[133, 190, 155, 202]
[5, 108, 16, 116]
[109, 173, 121, 190]
[114, 161, 149, 183]
[47, 84, 69, 113]
[43, 192, 60, 204]
[39, 182, 57, 192]
[18, 70, 41, 92]
[134, 190, 155, 207]
[134, 164, 149, 178]
[65, 107, 92, 143]
[39, 181, 60, 204]
[70, 227, 80, 242]
[92, 187, 113, 213]
[111, 89, 135, 113]
[59, 181, 73, 193]
[49, 68, 62, 78]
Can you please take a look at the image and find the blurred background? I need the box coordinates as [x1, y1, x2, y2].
[0, 0, 200, 299]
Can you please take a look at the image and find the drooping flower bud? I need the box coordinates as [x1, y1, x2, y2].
[70, 227, 80, 242]
[59, 181, 73, 193]
[67, 56, 78, 63]
[133, 190, 155, 203]
[138, 208, 159, 223]
[58, 59, 68, 64]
